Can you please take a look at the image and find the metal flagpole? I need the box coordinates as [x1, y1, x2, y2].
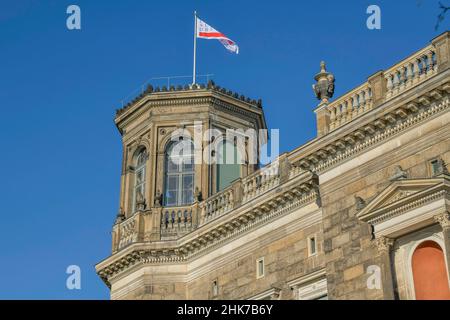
[192, 11, 197, 85]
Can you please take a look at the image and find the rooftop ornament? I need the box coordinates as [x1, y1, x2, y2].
[312, 61, 335, 104]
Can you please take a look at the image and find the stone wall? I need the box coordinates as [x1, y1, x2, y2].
[321, 118, 450, 299]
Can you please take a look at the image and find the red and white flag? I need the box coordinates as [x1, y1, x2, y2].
[196, 17, 239, 54]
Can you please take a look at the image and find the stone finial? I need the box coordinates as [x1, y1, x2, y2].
[207, 79, 215, 89]
[355, 196, 366, 211]
[145, 84, 154, 93]
[312, 61, 335, 103]
[390, 165, 408, 181]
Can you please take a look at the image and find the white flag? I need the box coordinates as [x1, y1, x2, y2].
[196, 17, 239, 54]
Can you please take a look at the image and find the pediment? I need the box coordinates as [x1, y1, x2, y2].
[357, 175, 450, 223]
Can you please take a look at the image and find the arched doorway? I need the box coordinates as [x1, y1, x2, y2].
[412, 240, 450, 300]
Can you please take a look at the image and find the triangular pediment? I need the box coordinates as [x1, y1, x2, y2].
[357, 176, 449, 222]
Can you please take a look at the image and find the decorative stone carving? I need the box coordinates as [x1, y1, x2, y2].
[154, 190, 163, 207]
[114, 207, 126, 225]
[389, 165, 408, 181]
[194, 187, 203, 202]
[355, 196, 366, 211]
[434, 212, 450, 230]
[375, 236, 394, 253]
[312, 61, 335, 103]
[136, 191, 146, 211]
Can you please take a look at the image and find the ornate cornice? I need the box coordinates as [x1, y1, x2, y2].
[115, 81, 262, 119]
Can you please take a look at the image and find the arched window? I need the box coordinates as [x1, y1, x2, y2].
[164, 139, 194, 206]
[133, 149, 147, 211]
[216, 140, 241, 192]
[412, 240, 450, 300]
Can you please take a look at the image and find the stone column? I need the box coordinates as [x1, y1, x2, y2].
[375, 236, 396, 300]
[434, 212, 450, 279]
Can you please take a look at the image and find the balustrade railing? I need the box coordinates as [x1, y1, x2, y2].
[161, 206, 194, 235]
[328, 83, 373, 131]
[384, 45, 437, 99]
[201, 186, 235, 223]
[327, 44, 439, 132]
[242, 163, 280, 203]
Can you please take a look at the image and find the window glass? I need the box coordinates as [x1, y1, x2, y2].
[164, 140, 195, 206]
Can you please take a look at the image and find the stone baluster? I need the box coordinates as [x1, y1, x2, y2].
[386, 75, 393, 98]
[426, 50, 434, 74]
[341, 101, 348, 122]
[352, 95, 359, 116]
[406, 62, 414, 84]
[413, 58, 420, 83]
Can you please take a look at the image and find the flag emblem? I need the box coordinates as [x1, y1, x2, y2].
[196, 17, 239, 54]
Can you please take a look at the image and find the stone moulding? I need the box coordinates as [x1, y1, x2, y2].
[115, 92, 265, 136]
[357, 175, 450, 237]
[97, 171, 320, 287]
[115, 84, 263, 120]
[294, 84, 449, 174]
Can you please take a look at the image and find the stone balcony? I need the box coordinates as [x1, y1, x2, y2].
[110, 153, 313, 254]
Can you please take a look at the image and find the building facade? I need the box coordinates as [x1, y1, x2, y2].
[96, 32, 450, 300]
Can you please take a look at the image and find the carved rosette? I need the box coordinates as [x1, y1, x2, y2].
[375, 236, 394, 253]
[434, 212, 450, 230]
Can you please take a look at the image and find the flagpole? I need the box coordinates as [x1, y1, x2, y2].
[192, 11, 197, 85]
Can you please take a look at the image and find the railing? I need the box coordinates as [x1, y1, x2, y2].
[327, 44, 438, 132]
[242, 162, 280, 203]
[118, 214, 138, 250]
[161, 206, 194, 236]
[384, 45, 437, 99]
[200, 185, 235, 223]
[328, 82, 373, 131]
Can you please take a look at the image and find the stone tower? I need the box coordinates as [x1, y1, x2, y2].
[98, 81, 267, 298]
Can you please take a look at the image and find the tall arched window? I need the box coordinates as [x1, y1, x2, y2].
[412, 240, 450, 300]
[216, 140, 241, 192]
[164, 139, 194, 206]
[133, 149, 147, 211]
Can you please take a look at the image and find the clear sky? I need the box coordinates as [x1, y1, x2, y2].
[0, 0, 447, 299]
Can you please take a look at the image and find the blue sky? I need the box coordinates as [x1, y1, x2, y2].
[0, 0, 447, 299]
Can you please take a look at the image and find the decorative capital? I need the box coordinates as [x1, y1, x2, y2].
[434, 212, 450, 230]
[375, 236, 394, 253]
[312, 61, 335, 103]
